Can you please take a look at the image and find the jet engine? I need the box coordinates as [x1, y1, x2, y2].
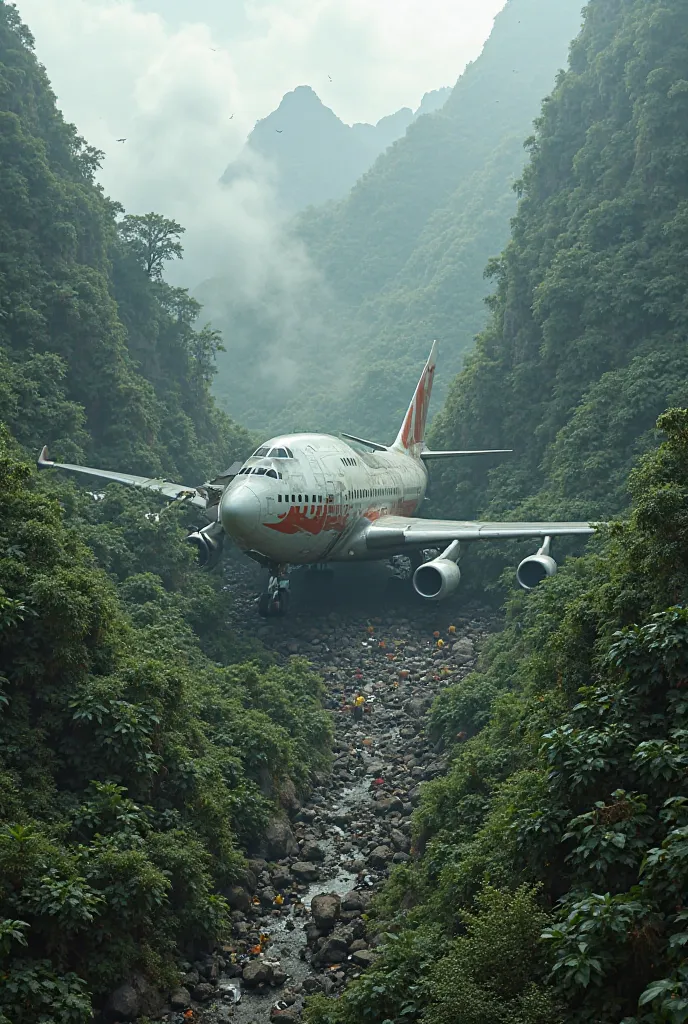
[186, 522, 224, 571]
[413, 540, 461, 601]
[516, 536, 557, 590]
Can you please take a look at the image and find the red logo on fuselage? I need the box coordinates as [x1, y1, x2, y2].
[265, 504, 348, 536]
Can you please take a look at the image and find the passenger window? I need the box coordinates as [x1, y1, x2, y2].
[278, 495, 282, 503]
[298, 494, 302, 503]
[291, 494, 295, 503]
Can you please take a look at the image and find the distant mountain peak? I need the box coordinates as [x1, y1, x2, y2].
[221, 84, 449, 211]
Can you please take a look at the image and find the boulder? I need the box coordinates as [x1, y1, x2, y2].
[311, 893, 341, 932]
[261, 817, 299, 859]
[351, 949, 378, 968]
[242, 959, 273, 986]
[301, 841, 325, 861]
[279, 776, 301, 814]
[102, 974, 164, 1022]
[103, 983, 140, 1023]
[341, 890, 366, 912]
[270, 1009, 300, 1023]
[169, 987, 191, 1011]
[368, 845, 393, 868]
[192, 982, 215, 1002]
[225, 884, 251, 913]
[291, 861, 320, 882]
[317, 934, 349, 964]
[271, 867, 293, 890]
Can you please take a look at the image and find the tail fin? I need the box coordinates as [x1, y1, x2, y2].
[393, 341, 437, 456]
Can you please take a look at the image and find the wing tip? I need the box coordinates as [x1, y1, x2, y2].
[37, 445, 54, 469]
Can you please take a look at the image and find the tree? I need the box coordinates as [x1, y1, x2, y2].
[118, 212, 185, 280]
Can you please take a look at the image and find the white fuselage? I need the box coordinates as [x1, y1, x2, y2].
[219, 433, 427, 565]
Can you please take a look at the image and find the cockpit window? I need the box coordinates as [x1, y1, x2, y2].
[254, 467, 267, 476]
[269, 447, 290, 458]
[253, 447, 270, 457]
[267, 469, 278, 479]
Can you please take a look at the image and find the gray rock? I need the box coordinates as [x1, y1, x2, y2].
[103, 974, 164, 1022]
[192, 982, 215, 1002]
[261, 816, 299, 859]
[270, 1008, 300, 1022]
[349, 939, 369, 952]
[291, 861, 320, 882]
[311, 893, 341, 932]
[243, 959, 274, 986]
[368, 845, 393, 867]
[341, 890, 365, 912]
[351, 949, 378, 967]
[169, 987, 191, 1011]
[301, 841, 325, 861]
[103, 983, 140, 1022]
[317, 934, 350, 964]
[271, 868, 293, 890]
[225, 884, 251, 913]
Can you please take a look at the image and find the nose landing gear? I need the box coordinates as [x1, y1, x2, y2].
[258, 565, 291, 617]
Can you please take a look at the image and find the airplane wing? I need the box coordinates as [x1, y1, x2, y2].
[365, 515, 597, 551]
[37, 446, 209, 509]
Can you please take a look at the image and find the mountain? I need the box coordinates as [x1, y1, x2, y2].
[304, 2, 688, 1022]
[221, 84, 450, 212]
[210, 0, 585, 434]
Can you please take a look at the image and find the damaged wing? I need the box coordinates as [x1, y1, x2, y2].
[365, 515, 598, 551]
[37, 446, 209, 509]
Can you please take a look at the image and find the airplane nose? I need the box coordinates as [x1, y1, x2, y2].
[221, 486, 261, 539]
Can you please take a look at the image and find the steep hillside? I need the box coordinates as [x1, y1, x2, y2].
[0, 4, 250, 482]
[0, 8, 331, 1022]
[211, 0, 584, 435]
[222, 85, 450, 212]
[428, 0, 688, 566]
[300, 8, 688, 1022]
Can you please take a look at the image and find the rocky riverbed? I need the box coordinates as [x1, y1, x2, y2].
[136, 560, 498, 1024]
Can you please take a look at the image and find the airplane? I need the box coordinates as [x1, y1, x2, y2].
[37, 343, 598, 617]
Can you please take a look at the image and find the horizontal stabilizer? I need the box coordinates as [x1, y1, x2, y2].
[340, 432, 388, 452]
[420, 449, 513, 460]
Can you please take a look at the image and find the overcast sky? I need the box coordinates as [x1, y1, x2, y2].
[12, 0, 507, 288]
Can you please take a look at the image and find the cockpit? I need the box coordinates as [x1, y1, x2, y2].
[236, 445, 295, 481]
[251, 446, 294, 460]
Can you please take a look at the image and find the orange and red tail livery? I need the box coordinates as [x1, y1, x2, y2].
[393, 341, 437, 456]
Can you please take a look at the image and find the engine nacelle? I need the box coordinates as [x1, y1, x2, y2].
[186, 524, 224, 571]
[413, 558, 461, 601]
[517, 538, 558, 590]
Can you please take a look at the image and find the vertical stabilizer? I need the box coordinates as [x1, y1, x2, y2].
[393, 342, 438, 457]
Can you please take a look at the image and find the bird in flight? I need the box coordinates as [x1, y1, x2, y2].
[116, 138, 126, 143]
[229, 114, 234, 120]
[328, 75, 332, 81]
[276, 129, 283, 133]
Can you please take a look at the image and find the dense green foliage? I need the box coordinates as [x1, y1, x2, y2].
[429, 0, 688, 565]
[0, 6, 332, 1020]
[211, 0, 583, 435]
[0, 436, 331, 1020]
[302, 417, 688, 1023]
